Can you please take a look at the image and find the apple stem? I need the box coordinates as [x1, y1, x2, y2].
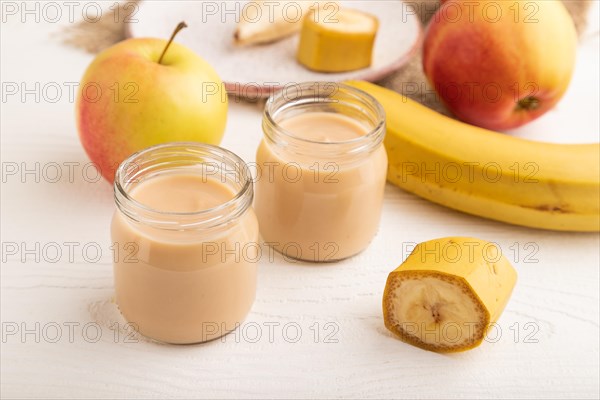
[158, 21, 188, 65]
[516, 96, 541, 112]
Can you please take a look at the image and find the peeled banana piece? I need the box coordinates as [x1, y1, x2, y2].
[345, 80, 600, 232]
[383, 237, 517, 353]
[234, 1, 337, 46]
[297, 8, 378, 72]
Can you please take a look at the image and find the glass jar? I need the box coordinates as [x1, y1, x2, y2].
[111, 143, 258, 344]
[255, 82, 387, 262]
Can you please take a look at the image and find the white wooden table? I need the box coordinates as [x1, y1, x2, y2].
[1, 2, 599, 398]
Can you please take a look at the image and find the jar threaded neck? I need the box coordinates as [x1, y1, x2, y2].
[263, 82, 386, 159]
[114, 142, 253, 231]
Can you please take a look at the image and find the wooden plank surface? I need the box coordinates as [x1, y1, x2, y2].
[1, 3, 599, 398]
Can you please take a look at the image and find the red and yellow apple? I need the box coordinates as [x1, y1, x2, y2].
[423, 0, 577, 130]
[76, 23, 228, 182]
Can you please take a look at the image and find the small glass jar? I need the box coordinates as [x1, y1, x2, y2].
[111, 143, 258, 344]
[255, 82, 387, 262]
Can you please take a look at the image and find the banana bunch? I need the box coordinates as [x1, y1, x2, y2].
[383, 237, 517, 353]
[346, 81, 600, 232]
[234, 1, 337, 45]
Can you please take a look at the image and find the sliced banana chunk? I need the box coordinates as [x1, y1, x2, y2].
[383, 237, 517, 352]
[297, 7, 378, 72]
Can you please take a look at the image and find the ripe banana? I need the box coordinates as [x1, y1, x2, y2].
[383, 237, 517, 352]
[346, 81, 600, 232]
[234, 1, 338, 46]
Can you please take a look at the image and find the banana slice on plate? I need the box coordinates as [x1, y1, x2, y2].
[297, 8, 378, 72]
[383, 237, 517, 353]
[234, 0, 338, 46]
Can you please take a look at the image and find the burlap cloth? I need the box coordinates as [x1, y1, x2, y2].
[61, 0, 592, 114]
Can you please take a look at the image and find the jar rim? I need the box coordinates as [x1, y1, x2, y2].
[263, 82, 386, 155]
[114, 142, 253, 230]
